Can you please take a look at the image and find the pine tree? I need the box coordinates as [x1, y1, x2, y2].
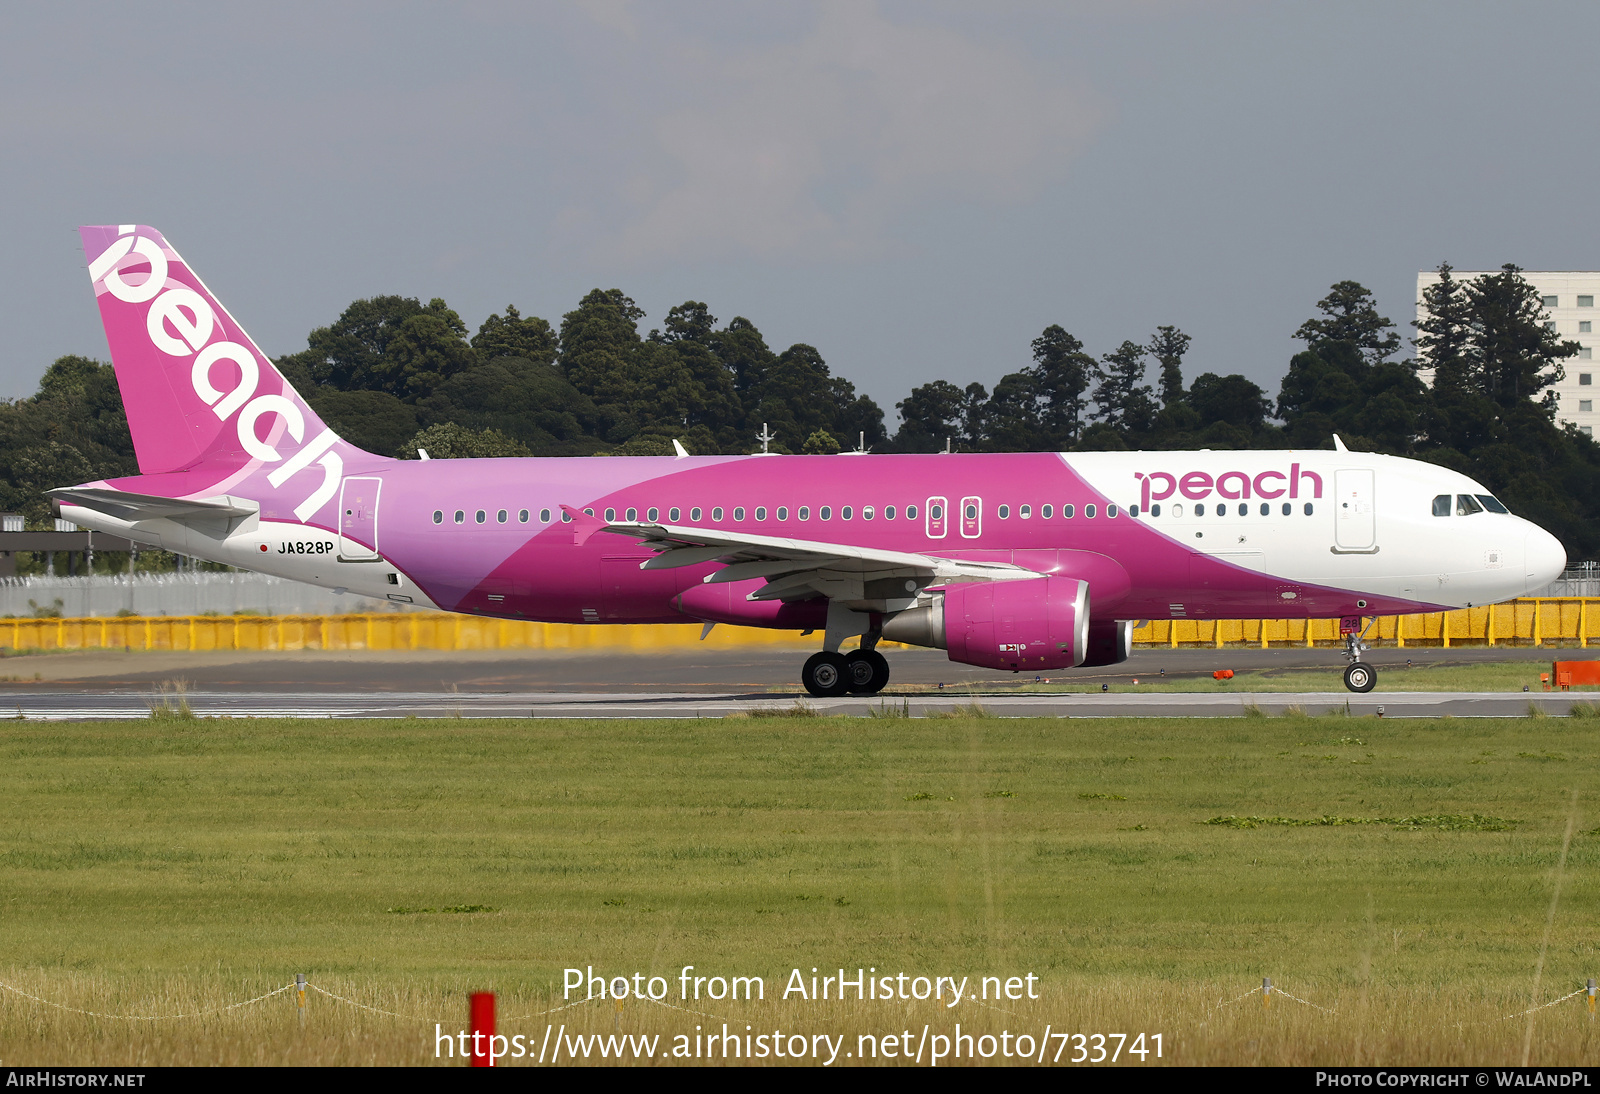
[1147, 325, 1191, 408]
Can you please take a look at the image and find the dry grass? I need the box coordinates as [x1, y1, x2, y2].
[4, 975, 1597, 1065]
[1, 713, 1597, 1066]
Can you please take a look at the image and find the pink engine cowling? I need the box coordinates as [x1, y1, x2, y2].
[942, 577, 1089, 671]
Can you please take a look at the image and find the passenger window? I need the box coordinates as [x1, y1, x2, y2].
[1259, 503, 1269, 516]
[884, 505, 894, 519]
[1432, 494, 1452, 517]
[1020, 504, 1031, 519]
[1237, 503, 1247, 517]
[713, 507, 724, 521]
[1085, 504, 1097, 518]
[497, 509, 508, 523]
[1196, 503, 1206, 516]
[519, 509, 529, 523]
[777, 506, 788, 520]
[841, 506, 852, 519]
[584, 508, 594, 516]
[539, 508, 551, 523]
[755, 506, 766, 520]
[1107, 504, 1118, 518]
[1303, 502, 1314, 516]
[964, 503, 977, 519]
[475, 510, 486, 524]
[1477, 494, 1510, 514]
[1281, 503, 1291, 516]
[1042, 504, 1053, 518]
[670, 507, 682, 521]
[799, 506, 810, 520]
[433, 510, 443, 524]
[907, 505, 917, 519]
[454, 510, 465, 524]
[1129, 504, 1140, 517]
[1064, 504, 1075, 518]
[1150, 504, 1161, 516]
[604, 508, 616, 522]
[733, 507, 744, 521]
[863, 506, 874, 520]
[1457, 494, 1484, 515]
[998, 504, 1010, 519]
[647, 507, 659, 522]
[561, 511, 572, 523]
[625, 507, 637, 521]
[821, 506, 832, 520]
[1172, 504, 1183, 517]
[691, 507, 702, 521]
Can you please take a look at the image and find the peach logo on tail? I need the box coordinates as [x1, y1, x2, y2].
[89, 228, 340, 522]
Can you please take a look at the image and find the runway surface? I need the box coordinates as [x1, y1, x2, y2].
[0, 644, 1582, 718]
[0, 687, 1587, 719]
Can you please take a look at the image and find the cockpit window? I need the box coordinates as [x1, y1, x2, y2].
[1476, 494, 1510, 514]
[1456, 494, 1484, 516]
[1432, 494, 1451, 517]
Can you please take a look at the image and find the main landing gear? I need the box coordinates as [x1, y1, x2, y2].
[1341, 625, 1376, 693]
[802, 647, 890, 697]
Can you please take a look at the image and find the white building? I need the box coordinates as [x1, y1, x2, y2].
[1415, 270, 1598, 437]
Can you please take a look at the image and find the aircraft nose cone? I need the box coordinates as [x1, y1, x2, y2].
[1524, 527, 1567, 593]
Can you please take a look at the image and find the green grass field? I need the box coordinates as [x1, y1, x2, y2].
[2, 711, 1598, 1066]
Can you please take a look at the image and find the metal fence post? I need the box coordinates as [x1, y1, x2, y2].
[296, 973, 306, 1028]
[1263, 977, 1272, 1010]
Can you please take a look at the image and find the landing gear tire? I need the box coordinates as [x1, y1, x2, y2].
[844, 650, 891, 695]
[802, 651, 851, 698]
[1343, 662, 1376, 693]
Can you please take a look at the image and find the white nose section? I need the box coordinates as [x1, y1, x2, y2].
[1524, 528, 1567, 593]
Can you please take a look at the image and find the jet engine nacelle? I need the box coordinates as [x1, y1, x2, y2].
[883, 577, 1089, 671]
[1079, 619, 1135, 667]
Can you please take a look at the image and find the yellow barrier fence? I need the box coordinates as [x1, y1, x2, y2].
[0, 614, 814, 653]
[0, 598, 1593, 653]
[1132, 598, 1597, 649]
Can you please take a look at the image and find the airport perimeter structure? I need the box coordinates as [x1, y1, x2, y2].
[0, 597, 1596, 653]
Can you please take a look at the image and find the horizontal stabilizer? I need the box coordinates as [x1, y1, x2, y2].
[49, 487, 259, 538]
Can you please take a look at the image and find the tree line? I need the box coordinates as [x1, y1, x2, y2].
[2, 262, 1597, 569]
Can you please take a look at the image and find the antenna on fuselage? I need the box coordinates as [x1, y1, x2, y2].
[846, 431, 870, 456]
[757, 422, 775, 454]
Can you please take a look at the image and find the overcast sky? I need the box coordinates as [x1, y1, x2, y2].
[4, 1, 1597, 424]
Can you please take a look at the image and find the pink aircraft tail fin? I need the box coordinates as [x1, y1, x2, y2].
[78, 225, 346, 477]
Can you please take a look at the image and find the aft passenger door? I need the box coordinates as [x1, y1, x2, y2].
[1333, 469, 1376, 552]
[338, 476, 381, 561]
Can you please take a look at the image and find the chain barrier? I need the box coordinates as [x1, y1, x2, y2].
[0, 978, 293, 1021]
[4, 973, 1591, 1027]
[1500, 987, 1587, 1022]
[1271, 987, 1337, 1015]
[305, 984, 439, 1021]
[1216, 986, 1264, 1010]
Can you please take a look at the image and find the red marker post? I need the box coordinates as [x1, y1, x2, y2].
[470, 992, 496, 1067]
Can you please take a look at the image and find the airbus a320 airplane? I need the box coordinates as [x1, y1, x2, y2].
[52, 226, 1567, 695]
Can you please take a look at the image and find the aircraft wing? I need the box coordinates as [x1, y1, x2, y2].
[599, 519, 1037, 606]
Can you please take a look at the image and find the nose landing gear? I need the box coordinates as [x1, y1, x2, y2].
[1341, 620, 1376, 693]
[1343, 661, 1376, 693]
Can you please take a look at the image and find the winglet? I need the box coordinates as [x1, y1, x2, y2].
[1332, 434, 1349, 452]
[559, 504, 611, 546]
[672, 439, 689, 459]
